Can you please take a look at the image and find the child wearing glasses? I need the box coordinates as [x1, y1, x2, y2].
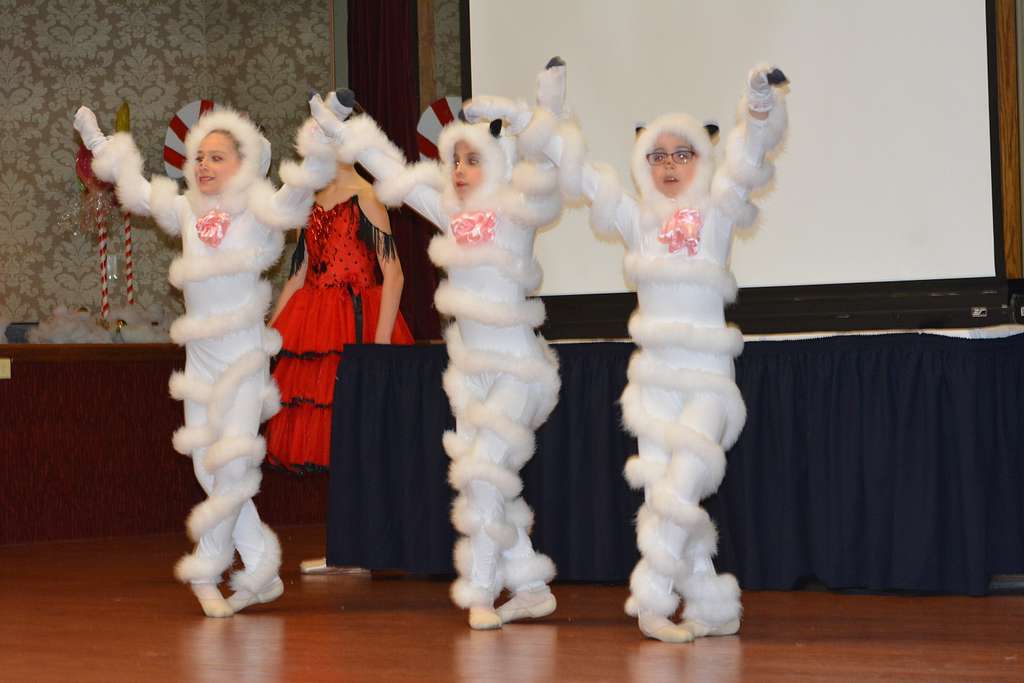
[480, 59, 790, 643]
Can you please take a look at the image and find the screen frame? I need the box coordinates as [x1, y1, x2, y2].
[461, 0, 1012, 335]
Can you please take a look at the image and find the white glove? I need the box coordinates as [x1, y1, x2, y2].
[309, 94, 345, 140]
[747, 64, 779, 113]
[536, 56, 566, 117]
[74, 106, 108, 151]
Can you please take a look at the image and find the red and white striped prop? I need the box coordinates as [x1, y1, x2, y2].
[98, 211, 110, 320]
[417, 96, 462, 161]
[164, 99, 217, 179]
[123, 213, 135, 304]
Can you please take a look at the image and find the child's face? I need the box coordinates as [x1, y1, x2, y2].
[452, 140, 484, 200]
[195, 132, 242, 196]
[648, 132, 698, 199]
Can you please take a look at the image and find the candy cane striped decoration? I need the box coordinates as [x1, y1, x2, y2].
[417, 96, 462, 161]
[98, 205, 109, 320]
[123, 212, 134, 304]
[164, 99, 217, 179]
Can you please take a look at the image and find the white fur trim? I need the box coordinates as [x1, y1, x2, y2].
[169, 280, 272, 344]
[504, 190, 562, 228]
[635, 507, 683, 577]
[433, 281, 545, 328]
[649, 486, 717, 551]
[229, 524, 282, 594]
[632, 113, 715, 204]
[465, 400, 536, 470]
[442, 430, 470, 460]
[438, 121, 509, 200]
[428, 235, 543, 291]
[171, 424, 217, 455]
[182, 107, 270, 216]
[278, 157, 334, 193]
[485, 520, 519, 550]
[623, 455, 668, 491]
[502, 552, 556, 592]
[629, 560, 680, 618]
[203, 435, 266, 473]
[627, 353, 746, 449]
[91, 133, 142, 186]
[374, 160, 444, 207]
[680, 572, 742, 626]
[260, 383, 281, 421]
[450, 578, 496, 609]
[443, 325, 558, 389]
[247, 178, 311, 231]
[185, 467, 262, 542]
[337, 114, 406, 166]
[451, 494, 483, 535]
[624, 254, 738, 302]
[620, 384, 728, 488]
[168, 234, 284, 288]
[628, 315, 744, 356]
[174, 545, 234, 584]
[169, 371, 213, 404]
[504, 497, 535, 531]
[511, 161, 558, 197]
[448, 457, 523, 499]
[556, 121, 585, 199]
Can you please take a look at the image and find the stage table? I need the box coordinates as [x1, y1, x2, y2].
[326, 330, 1024, 595]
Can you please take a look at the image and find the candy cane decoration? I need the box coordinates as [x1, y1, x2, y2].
[417, 96, 462, 161]
[98, 201, 109, 320]
[123, 212, 135, 304]
[164, 99, 217, 178]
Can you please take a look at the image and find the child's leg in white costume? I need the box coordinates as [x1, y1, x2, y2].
[671, 396, 741, 637]
[628, 383, 694, 642]
[449, 371, 555, 629]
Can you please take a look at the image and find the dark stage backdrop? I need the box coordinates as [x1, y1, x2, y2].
[328, 336, 1024, 595]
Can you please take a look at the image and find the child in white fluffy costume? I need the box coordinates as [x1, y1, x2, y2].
[74, 99, 337, 617]
[307, 69, 568, 630]
[473, 59, 790, 643]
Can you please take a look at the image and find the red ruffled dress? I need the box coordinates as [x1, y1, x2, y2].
[267, 196, 413, 472]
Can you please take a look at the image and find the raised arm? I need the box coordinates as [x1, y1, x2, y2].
[74, 106, 182, 235]
[310, 92, 447, 229]
[710, 65, 790, 228]
[471, 58, 640, 246]
[253, 104, 340, 232]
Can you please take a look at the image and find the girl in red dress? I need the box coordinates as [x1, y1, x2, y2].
[266, 158, 414, 474]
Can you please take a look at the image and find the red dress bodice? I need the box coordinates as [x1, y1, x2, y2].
[305, 197, 378, 291]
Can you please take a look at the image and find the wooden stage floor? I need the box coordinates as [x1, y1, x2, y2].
[1, 525, 1021, 682]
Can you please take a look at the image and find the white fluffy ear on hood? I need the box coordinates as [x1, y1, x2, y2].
[631, 113, 716, 207]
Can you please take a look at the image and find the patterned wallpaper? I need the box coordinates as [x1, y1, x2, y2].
[0, 0, 332, 322]
[432, 0, 462, 99]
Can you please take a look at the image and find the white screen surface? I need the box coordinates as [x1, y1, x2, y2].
[469, 0, 996, 295]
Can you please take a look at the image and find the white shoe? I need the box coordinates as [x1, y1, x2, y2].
[191, 583, 234, 618]
[682, 617, 741, 638]
[638, 613, 695, 644]
[497, 589, 557, 624]
[469, 607, 503, 630]
[227, 577, 284, 613]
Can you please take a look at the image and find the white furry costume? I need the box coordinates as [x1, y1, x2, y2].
[74, 106, 336, 596]
[310, 83, 564, 617]
[544, 65, 789, 633]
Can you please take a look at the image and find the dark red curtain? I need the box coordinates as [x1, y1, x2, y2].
[348, 0, 441, 340]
